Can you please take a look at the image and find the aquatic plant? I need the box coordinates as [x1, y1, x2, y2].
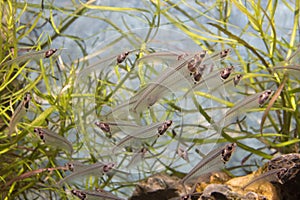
[0, 0, 299, 199]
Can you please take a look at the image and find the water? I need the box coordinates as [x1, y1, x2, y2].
[14, 0, 298, 199]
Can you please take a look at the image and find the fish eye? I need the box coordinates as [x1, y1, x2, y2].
[71, 190, 76, 195]
[45, 49, 57, 58]
[167, 120, 172, 126]
[103, 163, 115, 172]
[182, 195, 190, 200]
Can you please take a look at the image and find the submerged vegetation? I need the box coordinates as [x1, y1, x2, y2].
[0, 0, 299, 199]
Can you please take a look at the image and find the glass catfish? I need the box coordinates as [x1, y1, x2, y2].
[112, 120, 172, 152]
[95, 120, 140, 136]
[8, 93, 31, 136]
[34, 128, 73, 155]
[58, 162, 115, 185]
[126, 147, 148, 169]
[79, 49, 139, 77]
[215, 90, 273, 129]
[242, 167, 288, 190]
[0, 48, 58, 67]
[182, 65, 236, 98]
[180, 143, 236, 184]
[100, 49, 230, 120]
[65, 161, 129, 178]
[130, 49, 231, 114]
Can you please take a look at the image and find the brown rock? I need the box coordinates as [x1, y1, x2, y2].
[129, 154, 300, 200]
[129, 173, 184, 200]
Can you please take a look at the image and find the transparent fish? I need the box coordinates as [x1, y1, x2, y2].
[101, 50, 231, 118]
[242, 168, 287, 190]
[8, 93, 31, 136]
[198, 65, 234, 87]
[65, 161, 88, 172]
[120, 120, 172, 138]
[100, 98, 138, 121]
[189, 49, 231, 84]
[157, 120, 173, 135]
[116, 50, 136, 64]
[0, 48, 58, 67]
[65, 161, 129, 179]
[131, 53, 197, 113]
[112, 136, 142, 153]
[112, 120, 172, 152]
[131, 49, 231, 113]
[137, 51, 182, 65]
[95, 120, 140, 135]
[111, 133, 157, 154]
[58, 162, 115, 185]
[71, 189, 125, 200]
[95, 122, 111, 133]
[126, 147, 148, 168]
[209, 73, 243, 98]
[177, 146, 190, 162]
[232, 74, 243, 86]
[44, 49, 58, 58]
[79, 49, 138, 77]
[216, 90, 273, 128]
[34, 128, 73, 154]
[186, 49, 231, 85]
[180, 143, 236, 184]
[130, 83, 173, 114]
[183, 65, 235, 98]
[186, 51, 207, 75]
